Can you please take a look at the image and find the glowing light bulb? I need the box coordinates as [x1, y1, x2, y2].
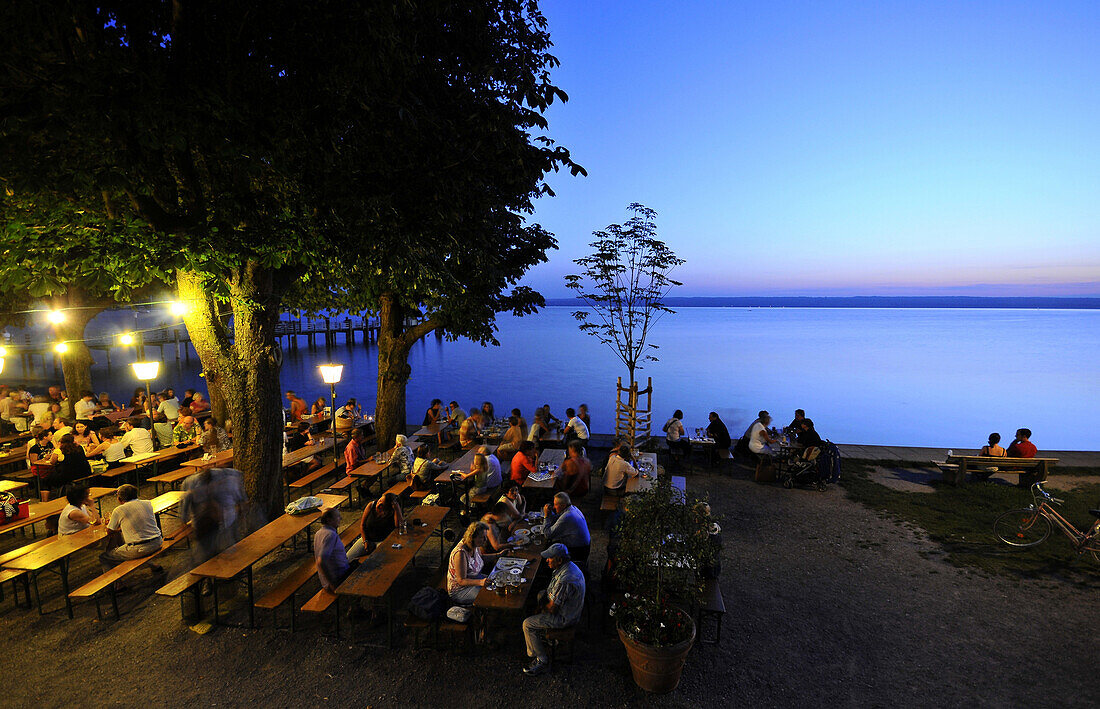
[170, 301, 187, 317]
[120, 333, 134, 345]
[0, 346, 7, 357]
[48, 310, 66, 324]
[54, 342, 69, 354]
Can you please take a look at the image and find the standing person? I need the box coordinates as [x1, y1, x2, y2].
[555, 441, 591, 500]
[73, 390, 97, 423]
[58, 486, 101, 535]
[180, 467, 225, 574]
[981, 433, 1006, 458]
[284, 391, 307, 422]
[521, 543, 586, 676]
[578, 404, 591, 431]
[119, 418, 155, 455]
[346, 492, 404, 561]
[510, 440, 538, 484]
[1007, 429, 1037, 458]
[663, 409, 690, 470]
[562, 408, 590, 447]
[99, 484, 164, 574]
[314, 508, 351, 593]
[706, 411, 732, 450]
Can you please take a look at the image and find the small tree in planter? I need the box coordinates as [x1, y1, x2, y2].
[565, 203, 683, 442]
[611, 479, 718, 693]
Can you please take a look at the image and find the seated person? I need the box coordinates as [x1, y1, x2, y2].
[499, 480, 527, 519]
[787, 409, 807, 434]
[527, 413, 548, 445]
[334, 400, 359, 433]
[498, 416, 525, 459]
[286, 421, 322, 475]
[58, 485, 101, 535]
[72, 421, 101, 454]
[423, 398, 443, 426]
[463, 447, 502, 506]
[409, 444, 445, 491]
[100, 429, 128, 467]
[480, 401, 496, 423]
[1007, 428, 1037, 458]
[981, 432, 1007, 457]
[521, 543, 586, 676]
[743, 410, 778, 458]
[202, 417, 232, 453]
[447, 522, 498, 605]
[446, 401, 467, 428]
[95, 391, 121, 413]
[314, 507, 352, 593]
[459, 409, 483, 448]
[347, 492, 404, 561]
[479, 502, 517, 552]
[555, 441, 591, 500]
[510, 440, 538, 484]
[706, 411, 732, 450]
[796, 418, 823, 456]
[662, 409, 691, 465]
[542, 492, 591, 556]
[562, 407, 590, 446]
[189, 392, 211, 414]
[603, 444, 638, 494]
[389, 434, 415, 482]
[119, 419, 155, 455]
[46, 434, 91, 498]
[538, 404, 561, 429]
[27, 429, 55, 472]
[172, 416, 201, 445]
[511, 408, 529, 439]
[344, 427, 366, 471]
[482, 445, 503, 490]
[152, 411, 175, 448]
[99, 484, 164, 573]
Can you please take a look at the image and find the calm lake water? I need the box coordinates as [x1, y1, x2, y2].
[8, 307, 1099, 450]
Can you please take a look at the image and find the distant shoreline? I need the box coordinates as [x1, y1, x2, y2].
[545, 296, 1100, 310]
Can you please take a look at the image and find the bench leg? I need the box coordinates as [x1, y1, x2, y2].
[334, 596, 341, 640]
[247, 567, 255, 629]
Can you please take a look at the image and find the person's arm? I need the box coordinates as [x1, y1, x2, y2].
[68, 504, 100, 526]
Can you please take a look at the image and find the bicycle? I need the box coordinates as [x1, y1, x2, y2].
[993, 482, 1100, 563]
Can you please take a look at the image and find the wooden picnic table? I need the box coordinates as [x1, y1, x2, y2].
[190, 492, 347, 627]
[180, 448, 235, 470]
[0, 431, 32, 446]
[0, 446, 29, 469]
[121, 443, 198, 476]
[0, 487, 116, 538]
[0, 479, 28, 495]
[336, 505, 449, 647]
[281, 434, 334, 469]
[523, 448, 566, 491]
[347, 447, 396, 497]
[150, 490, 187, 528]
[3, 525, 109, 617]
[435, 445, 496, 518]
[943, 454, 1058, 486]
[474, 517, 547, 617]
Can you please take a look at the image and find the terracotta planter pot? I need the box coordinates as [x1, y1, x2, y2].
[618, 615, 696, 694]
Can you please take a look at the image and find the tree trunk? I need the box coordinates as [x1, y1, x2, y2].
[52, 291, 103, 399]
[178, 265, 286, 522]
[375, 293, 412, 449]
[374, 292, 439, 449]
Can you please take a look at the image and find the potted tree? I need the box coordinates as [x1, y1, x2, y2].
[610, 479, 718, 693]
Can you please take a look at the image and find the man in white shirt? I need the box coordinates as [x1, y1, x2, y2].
[157, 390, 181, 423]
[119, 420, 155, 455]
[99, 484, 163, 572]
[563, 407, 589, 446]
[604, 444, 639, 493]
[74, 390, 97, 421]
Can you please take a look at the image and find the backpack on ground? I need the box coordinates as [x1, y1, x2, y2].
[407, 586, 447, 621]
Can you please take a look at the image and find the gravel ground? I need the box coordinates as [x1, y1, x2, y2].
[4, 459, 1098, 708]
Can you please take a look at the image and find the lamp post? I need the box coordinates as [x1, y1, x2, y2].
[319, 364, 343, 463]
[131, 361, 160, 424]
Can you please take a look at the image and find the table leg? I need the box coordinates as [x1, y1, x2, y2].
[247, 566, 255, 628]
[61, 557, 73, 619]
[212, 580, 221, 626]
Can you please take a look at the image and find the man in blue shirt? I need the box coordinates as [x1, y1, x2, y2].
[522, 543, 585, 675]
[542, 492, 591, 556]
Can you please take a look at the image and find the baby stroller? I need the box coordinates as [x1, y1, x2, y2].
[779, 441, 841, 491]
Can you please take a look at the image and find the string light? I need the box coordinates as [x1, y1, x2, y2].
[54, 342, 69, 354]
[119, 333, 134, 345]
[48, 310, 66, 324]
[170, 301, 187, 317]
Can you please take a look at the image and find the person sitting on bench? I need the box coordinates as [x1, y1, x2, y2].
[346, 492, 404, 562]
[499, 480, 527, 519]
[980, 432, 1006, 458]
[542, 492, 591, 555]
[100, 484, 164, 575]
[603, 444, 638, 495]
[743, 410, 778, 460]
[59, 485, 101, 535]
[662, 409, 690, 470]
[521, 543, 585, 676]
[706, 412, 732, 450]
[314, 507, 352, 593]
[555, 441, 591, 500]
[1007, 429, 1037, 459]
[287, 421, 323, 476]
[409, 444, 445, 491]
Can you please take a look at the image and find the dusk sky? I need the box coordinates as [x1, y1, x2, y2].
[523, 1, 1100, 298]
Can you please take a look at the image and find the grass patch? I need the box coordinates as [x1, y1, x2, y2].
[840, 460, 1100, 584]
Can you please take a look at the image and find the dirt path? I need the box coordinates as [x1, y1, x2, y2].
[4, 467, 1097, 708]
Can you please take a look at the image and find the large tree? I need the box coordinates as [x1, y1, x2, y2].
[1, 1, 579, 515]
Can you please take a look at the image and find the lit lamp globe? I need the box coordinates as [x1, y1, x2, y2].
[0, 358, 4, 376]
[131, 360, 160, 417]
[319, 364, 343, 455]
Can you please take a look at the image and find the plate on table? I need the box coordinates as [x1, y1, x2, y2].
[510, 538, 529, 547]
[529, 524, 544, 534]
[509, 568, 522, 575]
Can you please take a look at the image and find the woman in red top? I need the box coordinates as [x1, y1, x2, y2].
[510, 440, 538, 483]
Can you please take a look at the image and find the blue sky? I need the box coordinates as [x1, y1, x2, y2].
[522, 0, 1100, 297]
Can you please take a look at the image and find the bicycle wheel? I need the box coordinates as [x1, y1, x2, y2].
[994, 509, 1051, 547]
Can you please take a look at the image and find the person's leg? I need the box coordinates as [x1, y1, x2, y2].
[522, 613, 558, 667]
[449, 583, 481, 605]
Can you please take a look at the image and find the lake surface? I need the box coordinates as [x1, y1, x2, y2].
[8, 307, 1099, 450]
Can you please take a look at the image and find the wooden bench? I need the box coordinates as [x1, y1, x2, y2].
[436, 438, 461, 461]
[256, 523, 360, 631]
[0, 536, 56, 567]
[155, 571, 207, 622]
[327, 475, 358, 506]
[147, 467, 196, 495]
[70, 524, 192, 620]
[0, 567, 29, 607]
[697, 578, 725, 645]
[97, 463, 137, 486]
[289, 461, 343, 497]
[940, 455, 1057, 486]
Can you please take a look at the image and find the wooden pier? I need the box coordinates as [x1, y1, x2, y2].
[5, 315, 382, 375]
